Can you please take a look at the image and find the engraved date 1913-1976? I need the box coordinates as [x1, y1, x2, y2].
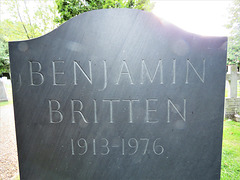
[71, 138, 164, 156]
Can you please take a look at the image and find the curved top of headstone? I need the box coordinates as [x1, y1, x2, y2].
[15, 8, 197, 41]
[24, 8, 226, 41]
[9, 8, 227, 60]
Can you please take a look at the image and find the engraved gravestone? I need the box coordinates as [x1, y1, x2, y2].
[0, 79, 8, 101]
[9, 9, 227, 179]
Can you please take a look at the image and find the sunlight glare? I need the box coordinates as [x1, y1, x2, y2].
[152, 1, 232, 36]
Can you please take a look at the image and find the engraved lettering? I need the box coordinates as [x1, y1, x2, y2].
[116, 60, 134, 85]
[52, 61, 65, 86]
[141, 59, 163, 84]
[93, 99, 98, 123]
[98, 60, 107, 91]
[121, 139, 125, 155]
[140, 138, 149, 155]
[186, 59, 205, 84]
[93, 139, 96, 155]
[29, 61, 44, 86]
[167, 99, 186, 123]
[71, 100, 89, 123]
[172, 59, 176, 84]
[71, 139, 75, 155]
[74, 60, 92, 85]
[49, 100, 63, 123]
[128, 138, 138, 155]
[146, 99, 159, 123]
[103, 99, 120, 123]
[122, 99, 139, 123]
[153, 138, 164, 155]
[101, 138, 110, 155]
[77, 138, 88, 155]
[71, 138, 164, 156]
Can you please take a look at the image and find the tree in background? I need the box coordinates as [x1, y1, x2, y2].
[226, 0, 240, 65]
[55, 0, 154, 24]
[1, 0, 58, 41]
[0, 0, 58, 76]
[0, 37, 9, 76]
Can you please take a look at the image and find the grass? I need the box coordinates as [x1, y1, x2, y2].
[0, 101, 11, 106]
[221, 120, 240, 179]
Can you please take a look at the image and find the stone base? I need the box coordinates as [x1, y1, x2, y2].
[225, 98, 240, 120]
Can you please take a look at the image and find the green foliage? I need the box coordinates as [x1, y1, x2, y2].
[0, 0, 58, 75]
[0, 37, 9, 75]
[1, 0, 58, 41]
[221, 120, 240, 179]
[226, 0, 240, 65]
[32, 0, 59, 35]
[0, 20, 42, 41]
[55, 0, 154, 24]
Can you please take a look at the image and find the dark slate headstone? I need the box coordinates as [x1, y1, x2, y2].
[9, 9, 227, 180]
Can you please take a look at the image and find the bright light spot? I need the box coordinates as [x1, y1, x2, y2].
[152, 1, 232, 36]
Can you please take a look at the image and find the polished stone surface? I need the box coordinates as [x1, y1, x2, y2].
[9, 9, 227, 180]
